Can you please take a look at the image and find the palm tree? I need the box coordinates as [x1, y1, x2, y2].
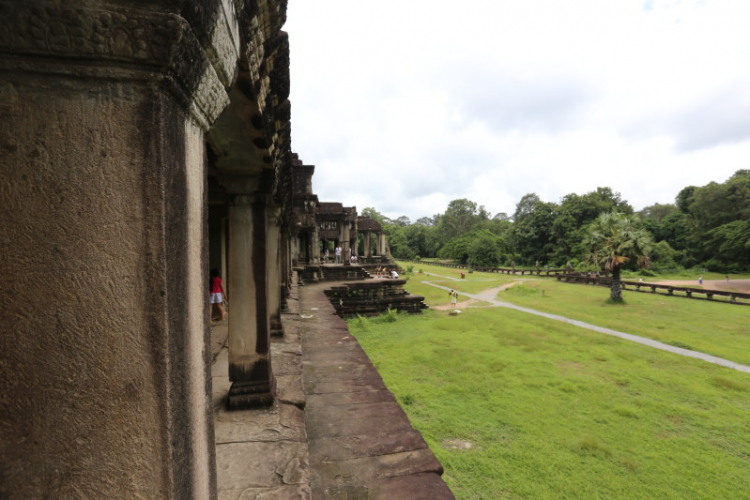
[584, 211, 653, 302]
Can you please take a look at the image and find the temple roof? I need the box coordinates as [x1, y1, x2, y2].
[357, 216, 382, 231]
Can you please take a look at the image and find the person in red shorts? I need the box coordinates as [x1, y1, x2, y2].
[209, 268, 227, 321]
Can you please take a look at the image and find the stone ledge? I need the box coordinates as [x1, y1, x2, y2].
[299, 282, 454, 498]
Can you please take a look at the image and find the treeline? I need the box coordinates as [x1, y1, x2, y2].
[363, 170, 750, 273]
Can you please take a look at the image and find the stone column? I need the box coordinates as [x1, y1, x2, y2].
[365, 232, 372, 257]
[341, 223, 351, 266]
[380, 233, 389, 257]
[312, 227, 321, 263]
[267, 207, 283, 337]
[0, 3, 229, 498]
[227, 195, 275, 409]
[221, 218, 228, 292]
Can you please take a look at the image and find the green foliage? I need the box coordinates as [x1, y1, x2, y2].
[369, 171, 749, 272]
[467, 230, 506, 268]
[437, 233, 473, 262]
[704, 219, 750, 269]
[511, 197, 556, 265]
[639, 202, 678, 222]
[650, 240, 678, 267]
[584, 211, 654, 297]
[584, 212, 653, 267]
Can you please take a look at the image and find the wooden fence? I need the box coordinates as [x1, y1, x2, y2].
[558, 274, 750, 306]
[401, 260, 567, 276]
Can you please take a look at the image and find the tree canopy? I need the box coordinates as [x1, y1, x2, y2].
[370, 171, 749, 273]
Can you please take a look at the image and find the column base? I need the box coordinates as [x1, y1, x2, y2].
[270, 315, 284, 338]
[227, 379, 276, 410]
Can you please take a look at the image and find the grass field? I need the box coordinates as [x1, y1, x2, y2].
[348, 263, 750, 499]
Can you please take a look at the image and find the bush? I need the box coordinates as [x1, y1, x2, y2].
[373, 308, 399, 323]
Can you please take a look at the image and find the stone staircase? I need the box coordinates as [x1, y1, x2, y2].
[324, 280, 429, 317]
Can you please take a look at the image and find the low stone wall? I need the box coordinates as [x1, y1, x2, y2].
[298, 265, 370, 283]
[324, 280, 428, 317]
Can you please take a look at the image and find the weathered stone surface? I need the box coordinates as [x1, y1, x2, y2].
[305, 389, 396, 409]
[308, 429, 429, 463]
[310, 449, 444, 491]
[219, 484, 312, 500]
[299, 282, 453, 499]
[215, 402, 306, 444]
[276, 374, 306, 408]
[216, 441, 309, 491]
[306, 401, 415, 439]
[370, 472, 455, 500]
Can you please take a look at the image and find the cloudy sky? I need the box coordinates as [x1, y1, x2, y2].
[285, 0, 750, 222]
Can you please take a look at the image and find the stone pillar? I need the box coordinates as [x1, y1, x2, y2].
[0, 3, 228, 498]
[312, 227, 321, 263]
[380, 233, 389, 257]
[365, 232, 372, 257]
[281, 232, 291, 312]
[221, 218, 228, 292]
[267, 207, 283, 337]
[342, 223, 351, 266]
[227, 195, 275, 409]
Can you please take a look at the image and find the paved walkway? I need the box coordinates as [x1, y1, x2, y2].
[211, 277, 454, 499]
[212, 286, 310, 499]
[423, 278, 750, 375]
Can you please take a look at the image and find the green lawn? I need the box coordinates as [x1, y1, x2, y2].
[405, 263, 750, 366]
[350, 264, 750, 499]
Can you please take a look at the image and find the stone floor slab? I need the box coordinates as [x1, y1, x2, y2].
[215, 402, 306, 444]
[305, 388, 396, 408]
[218, 484, 312, 500]
[308, 428, 428, 463]
[216, 441, 309, 491]
[309, 448, 443, 491]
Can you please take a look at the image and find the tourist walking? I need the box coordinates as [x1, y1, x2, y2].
[449, 289, 458, 308]
[209, 268, 227, 321]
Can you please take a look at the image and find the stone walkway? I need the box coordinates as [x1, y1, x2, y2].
[423, 279, 750, 375]
[212, 286, 310, 499]
[299, 282, 454, 499]
[212, 278, 454, 499]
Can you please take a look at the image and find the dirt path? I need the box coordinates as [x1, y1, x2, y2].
[431, 282, 522, 311]
[422, 278, 750, 375]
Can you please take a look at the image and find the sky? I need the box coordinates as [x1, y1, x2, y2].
[285, 0, 750, 222]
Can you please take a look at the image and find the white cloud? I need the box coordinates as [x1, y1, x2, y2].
[286, 0, 750, 221]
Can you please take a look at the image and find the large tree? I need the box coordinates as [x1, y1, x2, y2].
[584, 211, 653, 302]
